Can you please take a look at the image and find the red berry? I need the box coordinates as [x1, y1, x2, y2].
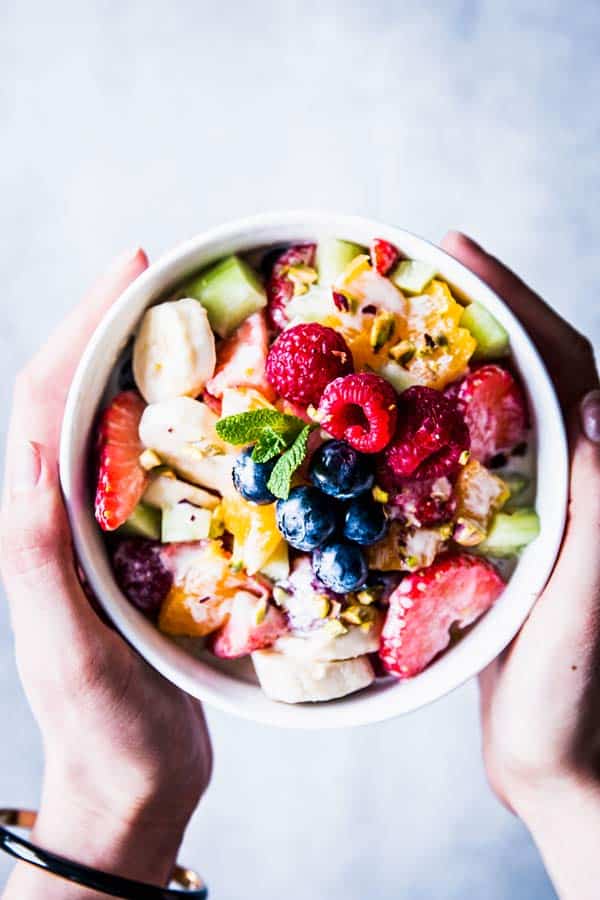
[266, 323, 353, 406]
[454, 364, 527, 463]
[210, 593, 288, 658]
[379, 554, 505, 679]
[382, 386, 470, 482]
[318, 373, 398, 454]
[112, 539, 173, 616]
[94, 391, 148, 531]
[266, 243, 316, 330]
[370, 238, 400, 275]
[205, 310, 274, 401]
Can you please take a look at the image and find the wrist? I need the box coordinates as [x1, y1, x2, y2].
[513, 774, 600, 900]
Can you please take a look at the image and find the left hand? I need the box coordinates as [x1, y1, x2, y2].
[1, 249, 212, 899]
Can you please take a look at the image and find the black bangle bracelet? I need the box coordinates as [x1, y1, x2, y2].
[0, 809, 208, 899]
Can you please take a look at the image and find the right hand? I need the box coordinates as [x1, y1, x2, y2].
[1, 250, 212, 899]
[443, 232, 600, 899]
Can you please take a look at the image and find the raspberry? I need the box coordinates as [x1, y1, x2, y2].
[112, 539, 173, 617]
[453, 364, 527, 463]
[379, 554, 505, 679]
[318, 373, 398, 454]
[266, 244, 316, 330]
[382, 386, 470, 482]
[370, 238, 400, 275]
[266, 323, 353, 406]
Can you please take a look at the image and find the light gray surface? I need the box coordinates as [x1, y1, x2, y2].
[1, 1, 599, 897]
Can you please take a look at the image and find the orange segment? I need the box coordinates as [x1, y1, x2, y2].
[159, 585, 231, 637]
[454, 459, 509, 545]
[222, 494, 283, 575]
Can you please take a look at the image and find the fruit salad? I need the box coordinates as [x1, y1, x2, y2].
[93, 237, 539, 704]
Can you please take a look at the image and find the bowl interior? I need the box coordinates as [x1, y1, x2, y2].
[60, 212, 568, 728]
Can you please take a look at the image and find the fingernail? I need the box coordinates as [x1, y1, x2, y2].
[581, 389, 600, 444]
[110, 247, 145, 272]
[12, 441, 42, 495]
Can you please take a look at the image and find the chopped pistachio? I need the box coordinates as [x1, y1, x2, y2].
[273, 585, 291, 607]
[313, 594, 331, 619]
[323, 619, 348, 638]
[229, 560, 244, 574]
[459, 449, 471, 466]
[341, 604, 375, 626]
[254, 599, 267, 625]
[453, 516, 486, 547]
[356, 587, 379, 606]
[209, 503, 225, 539]
[436, 522, 453, 541]
[372, 485, 389, 504]
[389, 339, 416, 365]
[287, 264, 318, 295]
[139, 448, 163, 471]
[404, 555, 419, 570]
[370, 310, 396, 352]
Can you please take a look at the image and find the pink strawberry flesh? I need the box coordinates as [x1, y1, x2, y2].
[205, 310, 274, 401]
[94, 391, 148, 531]
[379, 554, 505, 679]
[454, 364, 527, 463]
[210, 593, 288, 659]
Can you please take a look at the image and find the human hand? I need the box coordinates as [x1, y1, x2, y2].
[443, 232, 599, 899]
[0, 250, 212, 898]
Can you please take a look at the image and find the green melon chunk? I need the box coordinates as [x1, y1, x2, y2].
[460, 301, 509, 360]
[378, 360, 420, 394]
[161, 502, 211, 543]
[185, 255, 266, 338]
[502, 472, 529, 501]
[478, 507, 540, 557]
[118, 503, 161, 540]
[390, 259, 437, 294]
[316, 238, 366, 284]
[285, 287, 338, 323]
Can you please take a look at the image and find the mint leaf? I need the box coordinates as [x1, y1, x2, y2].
[252, 427, 287, 463]
[267, 424, 316, 499]
[216, 409, 305, 446]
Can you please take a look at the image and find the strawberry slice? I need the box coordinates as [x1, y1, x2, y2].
[370, 238, 400, 276]
[94, 391, 148, 531]
[380, 554, 505, 679]
[455, 365, 527, 463]
[205, 310, 274, 401]
[266, 244, 316, 330]
[210, 592, 288, 659]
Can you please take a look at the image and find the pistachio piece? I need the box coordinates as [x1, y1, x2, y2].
[370, 309, 396, 352]
[323, 619, 348, 638]
[453, 516, 487, 547]
[139, 448, 163, 471]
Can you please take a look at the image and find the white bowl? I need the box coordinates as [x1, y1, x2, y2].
[60, 212, 568, 729]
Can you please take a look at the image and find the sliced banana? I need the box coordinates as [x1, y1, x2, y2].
[251, 651, 375, 704]
[274, 612, 383, 662]
[133, 298, 216, 403]
[143, 473, 220, 510]
[139, 397, 235, 496]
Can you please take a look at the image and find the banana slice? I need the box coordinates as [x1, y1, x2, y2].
[274, 612, 383, 662]
[251, 651, 375, 704]
[139, 397, 235, 496]
[143, 474, 220, 510]
[133, 298, 216, 403]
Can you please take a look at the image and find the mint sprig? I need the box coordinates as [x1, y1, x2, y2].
[216, 409, 316, 497]
[267, 424, 315, 499]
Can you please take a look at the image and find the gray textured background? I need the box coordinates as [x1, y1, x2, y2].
[2, 1, 599, 897]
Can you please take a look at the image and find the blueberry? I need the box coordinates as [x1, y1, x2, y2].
[276, 486, 337, 551]
[232, 447, 277, 504]
[309, 440, 374, 500]
[343, 498, 388, 546]
[312, 541, 368, 594]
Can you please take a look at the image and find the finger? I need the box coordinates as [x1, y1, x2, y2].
[441, 232, 598, 409]
[33, 247, 148, 381]
[0, 441, 98, 643]
[6, 248, 148, 455]
[524, 392, 600, 642]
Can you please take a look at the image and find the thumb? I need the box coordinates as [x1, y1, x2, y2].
[0, 441, 97, 643]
